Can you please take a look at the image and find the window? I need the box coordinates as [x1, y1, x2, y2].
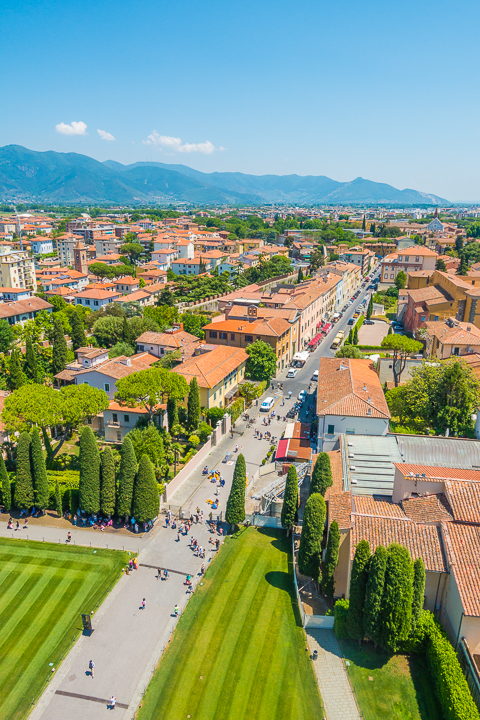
[87, 417, 92, 424]
[345, 428, 355, 434]
[434, 315, 439, 321]
[138, 345, 144, 352]
[230, 333, 235, 340]
[416, 257, 419, 262]
[124, 415, 130, 422]
[390, 274, 394, 279]
[214, 391, 217, 400]
[210, 331, 217, 339]
[112, 413, 118, 422]
[453, 346, 460, 355]
[245, 334, 253, 342]
[117, 432, 121, 442]
[85, 299, 90, 305]
[104, 383, 110, 392]
[421, 315, 426, 321]
[327, 424, 335, 435]
[220, 332, 227, 340]
[83, 381, 89, 385]
[94, 300, 99, 307]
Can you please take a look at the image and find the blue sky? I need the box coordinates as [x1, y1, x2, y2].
[2, 0, 480, 201]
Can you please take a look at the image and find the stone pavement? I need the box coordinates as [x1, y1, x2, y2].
[306, 629, 361, 720]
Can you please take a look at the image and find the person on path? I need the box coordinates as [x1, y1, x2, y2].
[67, 532, 71, 543]
[174, 605, 180, 616]
[164, 569, 169, 580]
[177, 531, 181, 542]
[23, 518, 28, 529]
[15, 521, 19, 531]
[141, 598, 146, 610]
[157, 567, 161, 579]
[134, 557, 138, 570]
[110, 696, 116, 709]
[89, 659, 95, 677]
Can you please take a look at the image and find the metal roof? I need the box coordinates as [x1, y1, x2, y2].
[394, 434, 480, 469]
[342, 435, 402, 497]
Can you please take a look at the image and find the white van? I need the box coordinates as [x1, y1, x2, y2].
[287, 368, 298, 378]
[311, 370, 319, 381]
[260, 397, 275, 412]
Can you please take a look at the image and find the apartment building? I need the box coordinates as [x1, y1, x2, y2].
[339, 249, 375, 276]
[0, 249, 37, 291]
[94, 236, 124, 256]
[30, 238, 54, 255]
[423, 318, 480, 359]
[381, 247, 438, 284]
[57, 234, 82, 266]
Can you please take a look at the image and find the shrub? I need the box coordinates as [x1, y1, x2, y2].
[188, 434, 200, 447]
[198, 422, 213, 443]
[322, 520, 340, 598]
[281, 465, 298, 532]
[116, 436, 137, 518]
[226, 397, 245, 424]
[333, 599, 350, 639]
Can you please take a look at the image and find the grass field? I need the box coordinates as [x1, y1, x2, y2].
[0, 538, 127, 720]
[137, 527, 323, 720]
[340, 640, 441, 720]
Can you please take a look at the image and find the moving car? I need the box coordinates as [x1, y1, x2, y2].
[311, 370, 319, 381]
[287, 368, 298, 378]
[348, 318, 354, 325]
[260, 397, 275, 412]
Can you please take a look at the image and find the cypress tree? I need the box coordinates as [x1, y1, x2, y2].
[55, 479, 62, 516]
[347, 328, 354, 345]
[348, 539, 371, 641]
[8, 349, 24, 390]
[30, 428, 49, 510]
[78, 426, 100, 514]
[101, 447, 116, 517]
[187, 378, 200, 431]
[281, 464, 298, 534]
[42, 427, 53, 462]
[0, 455, 11, 512]
[411, 557, 426, 629]
[122, 316, 133, 346]
[379, 543, 414, 652]
[362, 215, 366, 231]
[297, 492, 326, 582]
[116, 436, 137, 518]
[132, 455, 159, 522]
[366, 295, 373, 320]
[363, 544, 388, 645]
[14, 431, 34, 509]
[297, 267, 304, 283]
[70, 309, 87, 350]
[25, 335, 38, 382]
[167, 396, 178, 433]
[321, 520, 340, 598]
[225, 453, 246, 526]
[353, 325, 359, 345]
[52, 317, 68, 374]
[310, 453, 333, 496]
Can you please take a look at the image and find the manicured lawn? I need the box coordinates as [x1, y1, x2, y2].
[137, 527, 323, 720]
[340, 640, 441, 720]
[0, 538, 127, 720]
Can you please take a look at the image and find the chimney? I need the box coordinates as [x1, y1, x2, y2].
[121, 357, 131, 366]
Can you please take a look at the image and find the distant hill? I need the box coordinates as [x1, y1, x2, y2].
[0, 145, 448, 205]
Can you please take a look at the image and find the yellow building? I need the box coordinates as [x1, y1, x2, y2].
[172, 345, 248, 410]
[0, 249, 37, 292]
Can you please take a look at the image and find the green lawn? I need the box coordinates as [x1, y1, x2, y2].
[0, 538, 127, 720]
[137, 527, 323, 720]
[340, 640, 441, 720]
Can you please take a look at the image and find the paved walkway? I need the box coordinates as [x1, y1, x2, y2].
[306, 629, 361, 720]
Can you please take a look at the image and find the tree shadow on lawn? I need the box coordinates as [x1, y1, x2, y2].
[265, 568, 304, 628]
[256, 526, 288, 552]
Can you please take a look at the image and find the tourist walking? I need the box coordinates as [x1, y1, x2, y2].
[174, 605, 180, 616]
[89, 659, 95, 678]
[141, 598, 146, 610]
[109, 696, 116, 709]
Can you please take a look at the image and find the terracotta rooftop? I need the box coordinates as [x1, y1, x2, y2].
[442, 523, 480, 616]
[424, 320, 480, 346]
[136, 330, 199, 348]
[353, 495, 406, 519]
[0, 297, 53, 319]
[316, 358, 390, 419]
[401, 494, 453, 523]
[444, 480, 480, 524]
[173, 345, 248, 389]
[75, 289, 121, 300]
[203, 316, 291, 338]
[394, 463, 480, 483]
[328, 491, 352, 530]
[75, 352, 157, 380]
[406, 286, 452, 303]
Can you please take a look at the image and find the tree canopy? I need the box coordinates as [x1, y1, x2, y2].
[115, 367, 188, 423]
[245, 340, 277, 382]
[381, 334, 423, 387]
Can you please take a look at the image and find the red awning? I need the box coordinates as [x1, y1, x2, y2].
[276, 439, 289, 459]
[323, 323, 332, 332]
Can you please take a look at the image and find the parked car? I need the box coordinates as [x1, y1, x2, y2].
[286, 409, 296, 419]
[311, 370, 319, 381]
[348, 318, 354, 325]
[287, 368, 298, 378]
[364, 319, 375, 325]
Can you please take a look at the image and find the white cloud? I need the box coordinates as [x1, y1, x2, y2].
[142, 131, 224, 154]
[55, 121, 88, 136]
[97, 129, 115, 141]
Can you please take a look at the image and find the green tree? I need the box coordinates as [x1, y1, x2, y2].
[366, 295, 373, 320]
[281, 464, 298, 534]
[245, 339, 277, 382]
[100, 446, 116, 517]
[379, 543, 413, 652]
[167, 396, 178, 432]
[381, 334, 423, 387]
[394, 271, 407, 290]
[353, 325, 359, 345]
[225, 453, 246, 526]
[24, 335, 38, 382]
[348, 540, 371, 641]
[363, 545, 388, 645]
[335, 345, 364, 359]
[14, 431, 34, 509]
[238, 380, 264, 407]
[435, 258, 447, 271]
[120, 242, 144, 264]
[8, 349, 24, 390]
[158, 288, 175, 307]
[457, 254, 469, 276]
[310, 452, 333, 495]
[0, 455, 12, 512]
[127, 425, 165, 470]
[122, 316, 134, 346]
[412, 557, 426, 629]
[115, 367, 188, 424]
[321, 520, 340, 598]
[297, 267, 304, 283]
[0, 319, 15, 353]
[180, 312, 208, 339]
[52, 317, 68, 374]
[70, 309, 87, 350]
[78, 426, 100, 514]
[455, 236, 464, 254]
[30, 428, 49, 510]
[92, 315, 124, 347]
[187, 377, 200, 431]
[55, 479, 62, 516]
[109, 341, 135, 358]
[297, 493, 326, 582]
[133, 455, 159, 522]
[116, 436, 137, 518]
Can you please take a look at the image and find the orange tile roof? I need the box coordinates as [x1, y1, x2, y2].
[203, 317, 291, 338]
[353, 495, 406, 519]
[75, 289, 121, 300]
[394, 464, 480, 483]
[401, 494, 453, 523]
[173, 345, 248, 389]
[444, 480, 480, 523]
[328, 491, 352, 530]
[442, 522, 480, 616]
[75, 352, 157, 380]
[316, 358, 390, 419]
[136, 330, 199, 348]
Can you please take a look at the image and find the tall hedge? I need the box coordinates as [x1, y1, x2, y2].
[310, 452, 333, 496]
[380, 543, 414, 652]
[30, 428, 49, 510]
[225, 453, 246, 526]
[55, 479, 62, 516]
[0, 455, 11, 512]
[167, 396, 178, 433]
[348, 539, 371, 640]
[333, 598, 350, 639]
[100, 447, 116, 517]
[78, 426, 100, 514]
[116, 436, 137, 518]
[187, 377, 200, 431]
[9, 349, 24, 390]
[322, 520, 340, 598]
[14, 431, 34, 509]
[412, 557, 426, 630]
[25, 335, 38, 382]
[70, 309, 87, 350]
[52, 317, 68, 375]
[132, 455, 159, 522]
[363, 544, 387, 645]
[297, 492, 326, 582]
[280, 464, 298, 532]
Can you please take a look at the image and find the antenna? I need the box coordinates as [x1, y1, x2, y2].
[13, 205, 23, 251]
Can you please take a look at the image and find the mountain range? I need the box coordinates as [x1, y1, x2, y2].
[0, 145, 448, 206]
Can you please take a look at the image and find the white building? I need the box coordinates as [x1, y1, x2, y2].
[31, 238, 54, 255]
